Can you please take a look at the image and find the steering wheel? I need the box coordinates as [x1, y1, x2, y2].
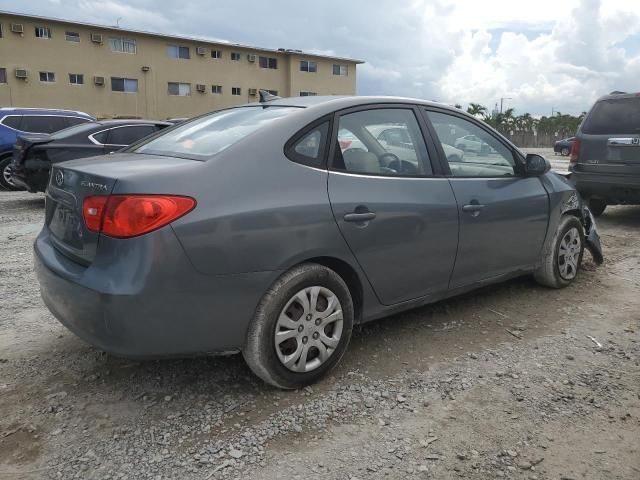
[378, 152, 400, 168]
[380, 153, 419, 175]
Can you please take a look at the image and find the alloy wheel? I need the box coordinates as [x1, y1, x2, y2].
[2, 163, 16, 187]
[558, 227, 581, 280]
[274, 286, 344, 373]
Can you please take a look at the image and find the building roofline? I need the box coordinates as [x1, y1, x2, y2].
[0, 10, 365, 64]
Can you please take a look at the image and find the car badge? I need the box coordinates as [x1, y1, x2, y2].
[633, 138, 639, 145]
[54, 170, 64, 187]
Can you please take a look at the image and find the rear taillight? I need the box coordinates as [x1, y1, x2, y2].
[569, 138, 581, 166]
[83, 195, 196, 238]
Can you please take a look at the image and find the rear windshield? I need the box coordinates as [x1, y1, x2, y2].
[582, 97, 640, 135]
[134, 106, 300, 160]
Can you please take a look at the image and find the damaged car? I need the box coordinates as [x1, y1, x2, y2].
[34, 93, 603, 389]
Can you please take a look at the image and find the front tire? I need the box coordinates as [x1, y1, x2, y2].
[243, 264, 354, 389]
[588, 198, 607, 217]
[0, 156, 23, 191]
[534, 215, 585, 288]
[561, 147, 570, 156]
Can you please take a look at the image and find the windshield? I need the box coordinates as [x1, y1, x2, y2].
[134, 106, 300, 160]
[582, 97, 640, 135]
[50, 122, 98, 140]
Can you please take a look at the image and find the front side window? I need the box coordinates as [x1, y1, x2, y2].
[21, 115, 68, 134]
[231, 52, 241, 61]
[109, 37, 137, 54]
[39, 71, 55, 82]
[259, 56, 277, 69]
[333, 64, 348, 76]
[35, 26, 51, 39]
[333, 109, 432, 177]
[111, 77, 138, 93]
[211, 50, 221, 59]
[300, 60, 317, 73]
[232, 87, 241, 96]
[65, 31, 80, 42]
[135, 106, 300, 160]
[427, 110, 516, 177]
[69, 73, 84, 85]
[0, 68, 6, 83]
[287, 122, 329, 168]
[168, 82, 191, 96]
[167, 45, 190, 59]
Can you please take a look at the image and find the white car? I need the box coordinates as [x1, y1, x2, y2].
[455, 134, 489, 153]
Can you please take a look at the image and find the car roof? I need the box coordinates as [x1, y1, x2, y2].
[93, 119, 172, 127]
[595, 91, 640, 102]
[0, 107, 94, 118]
[264, 95, 456, 111]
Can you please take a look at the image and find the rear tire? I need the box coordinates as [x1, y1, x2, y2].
[243, 263, 354, 389]
[561, 147, 570, 156]
[0, 156, 23, 191]
[588, 198, 607, 217]
[534, 215, 585, 289]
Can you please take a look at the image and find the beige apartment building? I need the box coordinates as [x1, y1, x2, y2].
[0, 12, 362, 119]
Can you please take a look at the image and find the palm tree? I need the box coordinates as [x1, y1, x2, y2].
[467, 103, 488, 118]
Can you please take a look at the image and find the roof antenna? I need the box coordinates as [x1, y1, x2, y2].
[259, 89, 281, 103]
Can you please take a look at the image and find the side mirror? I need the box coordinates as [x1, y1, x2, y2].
[525, 153, 551, 176]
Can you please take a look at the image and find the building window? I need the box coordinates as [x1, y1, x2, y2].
[211, 50, 222, 59]
[39, 71, 55, 82]
[69, 73, 84, 85]
[300, 91, 317, 96]
[258, 56, 277, 69]
[65, 31, 80, 42]
[168, 82, 191, 96]
[232, 87, 241, 96]
[109, 37, 137, 54]
[111, 77, 138, 93]
[35, 26, 51, 39]
[333, 64, 348, 76]
[0, 23, 4, 38]
[231, 52, 241, 61]
[300, 60, 317, 73]
[212, 85, 222, 94]
[167, 45, 190, 59]
[0, 68, 6, 83]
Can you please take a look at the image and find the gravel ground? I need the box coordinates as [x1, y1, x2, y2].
[0, 174, 639, 479]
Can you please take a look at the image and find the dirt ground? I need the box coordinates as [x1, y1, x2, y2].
[0, 165, 639, 479]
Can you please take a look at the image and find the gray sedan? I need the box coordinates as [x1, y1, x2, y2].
[34, 94, 603, 389]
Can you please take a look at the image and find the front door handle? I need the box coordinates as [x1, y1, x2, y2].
[461, 204, 486, 212]
[344, 212, 376, 222]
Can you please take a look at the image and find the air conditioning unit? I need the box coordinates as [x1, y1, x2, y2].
[247, 54, 256, 62]
[91, 33, 103, 44]
[196, 47, 207, 56]
[248, 88, 257, 96]
[196, 84, 206, 93]
[94, 76, 105, 86]
[15, 68, 28, 79]
[11, 23, 24, 33]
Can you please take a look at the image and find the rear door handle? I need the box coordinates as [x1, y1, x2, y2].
[343, 212, 376, 222]
[461, 204, 486, 212]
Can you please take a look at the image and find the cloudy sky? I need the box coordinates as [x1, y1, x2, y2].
[3, 0, 640, 115]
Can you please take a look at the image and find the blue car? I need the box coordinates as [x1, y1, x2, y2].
[0, 108, 94, 190]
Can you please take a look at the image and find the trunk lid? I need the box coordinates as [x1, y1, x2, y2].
[45, 153, 201, 265]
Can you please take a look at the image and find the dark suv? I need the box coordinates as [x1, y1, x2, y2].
[0, 108, 94, 190]
[570, 92, 640, 215]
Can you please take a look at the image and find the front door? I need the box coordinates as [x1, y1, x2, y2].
[328, 106, 459, 305]
[424, 109, 549, 288]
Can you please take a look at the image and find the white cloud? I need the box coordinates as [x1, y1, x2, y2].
[3, 0, 640, 114]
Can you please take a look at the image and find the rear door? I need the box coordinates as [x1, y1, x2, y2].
[327, 105, 459, 305]
[423, 108, 549, 288]
[579, 96, 640, 167]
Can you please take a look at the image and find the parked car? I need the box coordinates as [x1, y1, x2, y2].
[569, 91, 640, 216]
[454, 134, 491, 154]
[11, 120, 172, 193]
[0, 108, 94, 190]
[554, 137, 575, 156]
[34, 95, 603, 389]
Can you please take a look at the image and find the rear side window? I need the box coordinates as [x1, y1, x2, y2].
[582, 97, 640, 135]
[286, 121, 329, 168]
[1, 116, 22, 129]
[107, 125, 157, 145]
[20, 115, 69, 133]
[66, 116, 91, 127]
[135, 106, 300, 160]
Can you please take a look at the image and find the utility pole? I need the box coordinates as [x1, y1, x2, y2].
[500, 97, 512, 114]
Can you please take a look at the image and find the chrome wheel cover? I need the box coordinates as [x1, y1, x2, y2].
[558, 227, 581, 280]
[274, 286, 343, 373]
[2, 163, 16, 187]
